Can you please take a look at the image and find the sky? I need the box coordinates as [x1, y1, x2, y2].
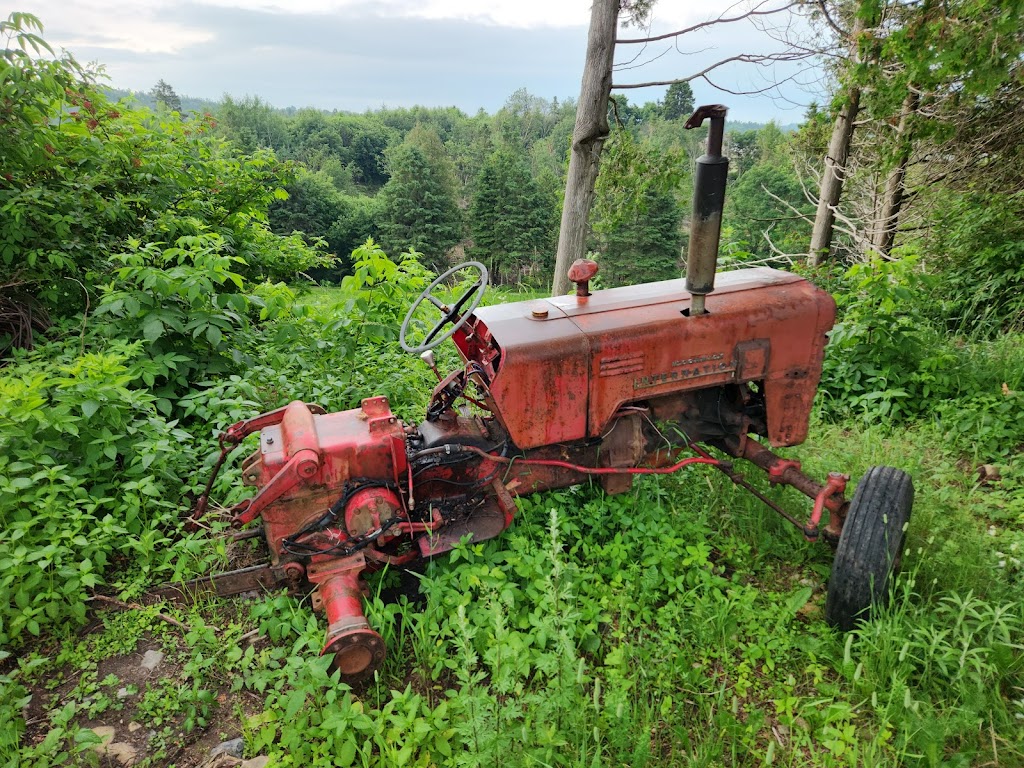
[12, 0, 828, 123]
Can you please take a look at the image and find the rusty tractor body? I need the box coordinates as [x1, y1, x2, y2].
[182, 106, 913, 680]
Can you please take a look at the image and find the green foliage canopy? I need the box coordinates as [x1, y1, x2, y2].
[592, 132, 684, 287]
[377, 144, 463, 269]
[469, 149, 557, 285]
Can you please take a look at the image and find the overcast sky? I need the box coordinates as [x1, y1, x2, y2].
[14, 0, 827, 123]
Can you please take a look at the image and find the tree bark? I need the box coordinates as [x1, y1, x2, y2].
[871, 90, 918, 256]
[807, 85, 861, 266]
[807, 11, 871, 267]
[551, 0, 619, 296]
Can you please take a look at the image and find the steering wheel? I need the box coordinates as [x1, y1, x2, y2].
[400, 262, 489, 353]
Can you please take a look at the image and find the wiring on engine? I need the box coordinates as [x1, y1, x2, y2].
[281, 478, 398, 557]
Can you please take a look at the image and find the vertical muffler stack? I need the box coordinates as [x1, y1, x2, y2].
[684, 105, 729, 315]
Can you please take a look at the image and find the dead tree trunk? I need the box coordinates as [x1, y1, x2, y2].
[551, 0, 618, 297]
[807, 12, 871, 267]
[808, 86, 861, 266]
[871, 90, 918, 256]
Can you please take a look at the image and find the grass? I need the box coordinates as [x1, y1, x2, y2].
[5, 416, 1021, 767]
[3, 282, 1022, 767]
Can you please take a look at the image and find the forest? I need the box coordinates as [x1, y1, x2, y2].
[1, 3, 1023, 766]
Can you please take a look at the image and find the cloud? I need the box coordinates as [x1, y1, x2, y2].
[23, 0, 213, 55]
[141, 0, 625, 29]
[15, 0, 821, 121]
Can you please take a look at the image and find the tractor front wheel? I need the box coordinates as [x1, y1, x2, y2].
[824, 466, 914, 631]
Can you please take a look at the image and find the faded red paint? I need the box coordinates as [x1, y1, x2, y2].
[473, 268, 835, 450]
[209, 267, 848, 682]
[307, 555, 385, 675]
[242, 398, 407, 558]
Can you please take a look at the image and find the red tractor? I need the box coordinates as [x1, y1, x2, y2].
[178, 106, 913, 680]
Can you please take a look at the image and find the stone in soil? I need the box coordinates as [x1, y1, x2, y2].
[86, 727, 138, 766]
[200, 755, 242, 768]
[210, 738, 245, 759]
[140, 649, 164, 672]
[88, 725, 116, 745]
[105, 742, 138, 766]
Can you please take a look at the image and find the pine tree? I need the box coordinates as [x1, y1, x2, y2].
[661, 81, 694, 121]
[377, 144, 462, 268]
[469, 149, 557, 284]
[597, 186, 681, 287]
[150, 79, 182, 113]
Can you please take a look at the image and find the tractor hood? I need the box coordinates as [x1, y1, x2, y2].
[470, 268, 836, 450]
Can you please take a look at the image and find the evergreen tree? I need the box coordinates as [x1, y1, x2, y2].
[661, 81, 694, 121]
[150, 78, 182, 113]
[377, 144, 462, 268]
[726, 162, 810, 258]
[592, 133, 684, 287]
[404, 124, 460, 198]
[470, 149, 557, 284]
[596, 186, 682, 287]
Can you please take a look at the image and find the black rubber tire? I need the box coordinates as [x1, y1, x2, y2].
[825, 466, 914, 631]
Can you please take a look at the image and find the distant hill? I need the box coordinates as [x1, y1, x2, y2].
[101, 84, 799, 131]
[728, 120, 798, 133]
[103, 87, 220, 114]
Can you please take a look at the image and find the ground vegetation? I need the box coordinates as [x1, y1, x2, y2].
[2, 11, 1023, 767]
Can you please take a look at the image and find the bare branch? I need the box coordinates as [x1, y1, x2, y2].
[614, 50, 814, 91]
[813, 0, 849, 38]
[700, 66, 809, 101]
[616, 0, 800, 44]
[613, 45, 675, 71]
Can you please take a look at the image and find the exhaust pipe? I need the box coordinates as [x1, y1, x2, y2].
[684, 105, 729, 315]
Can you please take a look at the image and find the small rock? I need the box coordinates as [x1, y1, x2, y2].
[140, 649, 164, 673]
[200, 755, 242, 768]
[210, 738, 245, 759]
[117, 687, 131, 699]
[105, 742, 138, 766]
[977, 464, 1001, 485]
[88, 730, 137, 766]
[127, 722, 142, 733]
[242, 757, 270, 768]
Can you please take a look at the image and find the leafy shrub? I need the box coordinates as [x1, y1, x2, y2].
[926, 190, 1024, 333]
[340, 238, 434, 333]
[1, 12, 325, 358]
[934, 390, 1024, 460]
[0, 337, 224, 646]
[817, 256, 1024, 463]
[820, 255, 938, 421]
[93, 233, 293, 398]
